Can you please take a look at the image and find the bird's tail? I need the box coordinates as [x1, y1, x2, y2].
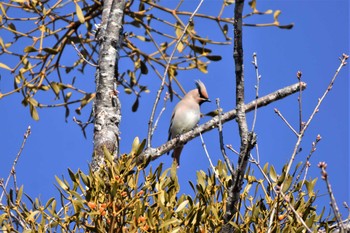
[172, 146, 183, 167]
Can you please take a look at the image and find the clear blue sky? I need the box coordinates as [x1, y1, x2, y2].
[0, 0, 349, 219]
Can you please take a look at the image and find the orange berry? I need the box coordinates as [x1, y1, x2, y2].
[87, 202, 96, 209]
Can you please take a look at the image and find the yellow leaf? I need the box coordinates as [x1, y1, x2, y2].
[0, 62, 11, 70]
[176, 41, 184, 53]
[75, 3, 85, 24]
[29, 104, 39, 121]
[274, 10, 281, 22]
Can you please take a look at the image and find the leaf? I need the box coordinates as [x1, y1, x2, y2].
[248, 0, 256, 10]
[224, 0, 235, 6]
[281, 176, 293, 193]
[132, 97, 139, 112]
[24, 46, 38, 53]
[175, 22, 183, 38]
[103, 145, 114, 164]
[0, 62, 11, 70]
[131, 137, 140, 155]
[269, 165, 277, 182]
[8, 22, 16, 31]
[124, 88, 132, 94]
[223, 24, 228, 35]
[16, 185, 24, 204]
[43, 47, 59, 54]
[189, 45, 212, 54]
[140, 60, 148, 74]
[55, 176, 69, 191]
[75, 3, 85, 23]
[44, 198, 55, 209]
[136, 35, 150, 42]
[274, 10, 281, 22]
[136, 138, 146, 155]
[197, 60, 208, 74]
[68, 168, 77, 183]
[160, 218, 180, 229]
[176, 41, 184, 53]
[175, 200, 188, 213]
[206, 55, 222, 61]
[50, 82, 61, 96]
[29, 104, 39, 121]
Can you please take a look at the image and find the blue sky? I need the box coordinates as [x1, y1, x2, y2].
[0, 0, 349, 220]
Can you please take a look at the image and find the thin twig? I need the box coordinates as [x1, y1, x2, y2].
[146, 0, 205, 148]
[71, 41, 98, 67]
[267, 53, 349, 233]
[0, 126, 31, 202]
[199, 132, 226, 188]
[216, 98, 234, 174]
[297, 71, 303, 132]
[251, 52, 261, 132]
[151, 92, 170, 136]
[274, 108, 299, 136]
[293, 134, 321, 191]
[318, 162, 345, 230]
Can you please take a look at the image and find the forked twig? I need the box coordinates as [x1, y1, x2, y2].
[318, 162, 345, 230]
[0, 126, 31, 202]
[267, 53, 349, 233]
[251, 52, 261, 131]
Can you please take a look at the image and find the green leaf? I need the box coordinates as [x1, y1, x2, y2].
[281, 176, 293, 193]
[72, 199, 83, 213]
[136, 138, 146, 155]
[160, 218, 180, 229]
[103, 145, 114, 164]
[55, 176, 69, 191]
[269, 165, 277, 182]
[44, 197, 55, 209]
[124, 88, 132, 94]
[16, 185, 24, 204]
[131, 137, 140, 155]
[24, 46, 38, 53]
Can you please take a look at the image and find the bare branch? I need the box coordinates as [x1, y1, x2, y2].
[137, 82, 306, 164]
[0, 126, 31, 202]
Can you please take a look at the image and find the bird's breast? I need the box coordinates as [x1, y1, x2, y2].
[171, 109, 200, 136]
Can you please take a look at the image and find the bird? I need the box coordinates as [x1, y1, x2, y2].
[168, 80, 210, 167]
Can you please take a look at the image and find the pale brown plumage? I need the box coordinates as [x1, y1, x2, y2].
[168, 80, 210, 167]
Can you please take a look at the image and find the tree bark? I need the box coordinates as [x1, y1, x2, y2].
[92, 0, 125, 171]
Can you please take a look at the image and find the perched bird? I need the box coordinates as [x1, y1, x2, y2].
[168, 80, 210, 167]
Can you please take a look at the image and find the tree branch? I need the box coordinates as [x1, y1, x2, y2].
[221, 1, 257, 231]
[137, 82, 306, 165]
